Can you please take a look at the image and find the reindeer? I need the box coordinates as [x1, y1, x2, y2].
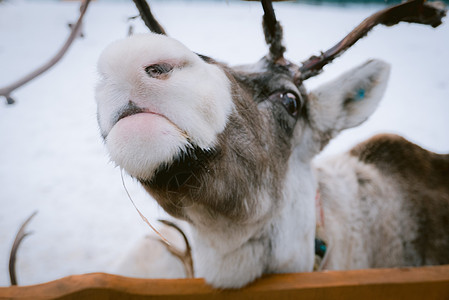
[95, 0, 449, 288]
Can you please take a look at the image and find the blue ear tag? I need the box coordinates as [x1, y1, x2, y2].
[355, 88, 366, 101]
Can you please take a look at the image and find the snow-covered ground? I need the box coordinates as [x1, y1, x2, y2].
[0, 0, 448, 287]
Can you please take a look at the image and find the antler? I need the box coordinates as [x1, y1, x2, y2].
[261, 0, 286, 62]
[299, 0, 447, 81]
[158, 220, 194, 278]
[132, 0, 166, 35]
[9, 211, 38, 286]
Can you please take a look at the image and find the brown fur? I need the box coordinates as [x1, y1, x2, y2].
[350, 134, 449, 265]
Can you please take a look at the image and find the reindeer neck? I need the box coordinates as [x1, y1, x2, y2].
[189, 155, 317, 288]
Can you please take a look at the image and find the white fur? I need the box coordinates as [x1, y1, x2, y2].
[96, 33, 234, 179]
[314, 153, 416, 270]
[192, 221, 268, 288]
[268, 156, 316, 274]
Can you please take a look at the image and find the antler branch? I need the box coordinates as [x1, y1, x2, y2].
[299, 0, 447, 81]
[9, 211, 38, 286]
[158, 220, 194, 278]
[0, 0, 91, 104]
[132, 0, 166, 35]
[261, 0, 286, 62]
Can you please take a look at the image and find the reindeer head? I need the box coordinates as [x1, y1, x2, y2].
[95, 0, 445, 288]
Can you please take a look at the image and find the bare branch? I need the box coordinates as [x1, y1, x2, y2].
[132, 0, 166, 35]
[299, 0, 447, 81]
[158, 220, 194, 278]
[261, 0, 286, 62]
[0, 0, 92, 104]
[9, 211, 38, 286]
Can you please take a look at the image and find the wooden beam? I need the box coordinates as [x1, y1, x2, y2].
[1, 265, 449, 299]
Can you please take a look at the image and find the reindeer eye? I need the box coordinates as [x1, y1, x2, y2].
[280, 92, 299, 116]
[144, 63, 173, 78]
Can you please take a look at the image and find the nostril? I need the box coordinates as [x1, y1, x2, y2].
[144, 63, 173, 79]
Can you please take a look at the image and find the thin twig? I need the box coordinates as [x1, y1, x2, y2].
[132, 0, 166, 35]
[0, 0, 92, 104]
[158, 219, 194, 278]
[299, 0, 447, 81]
[9, 211, 38, 286]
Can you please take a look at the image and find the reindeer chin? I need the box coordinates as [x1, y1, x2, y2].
[106, 112, 191, 180]
[146, 145, 217, 190]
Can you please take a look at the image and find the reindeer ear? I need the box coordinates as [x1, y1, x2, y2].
[308, 59, 390, 145]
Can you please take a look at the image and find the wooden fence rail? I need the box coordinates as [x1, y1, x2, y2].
[1, 265, 449, 300]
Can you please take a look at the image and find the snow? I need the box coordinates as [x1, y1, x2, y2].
[0, 0, 448, 286]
